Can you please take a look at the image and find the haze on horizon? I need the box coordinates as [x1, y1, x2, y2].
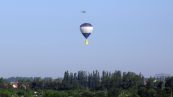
[0, 0, 173, 78]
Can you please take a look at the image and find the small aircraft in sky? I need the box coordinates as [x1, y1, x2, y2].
[81, 10, 86, 13]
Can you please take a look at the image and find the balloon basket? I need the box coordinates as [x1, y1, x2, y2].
[85, 39, 89, 45]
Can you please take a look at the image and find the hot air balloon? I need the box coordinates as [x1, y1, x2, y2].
[80, 23, 93, 45]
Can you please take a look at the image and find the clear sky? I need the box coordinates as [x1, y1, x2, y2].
[0, 0, 173, 78]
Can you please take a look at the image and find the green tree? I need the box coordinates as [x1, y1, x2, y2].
[147, 88, 157, 97]
[80, 91, 94, 97]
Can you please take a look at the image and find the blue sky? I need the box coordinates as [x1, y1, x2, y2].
[0, 0, 173, 78]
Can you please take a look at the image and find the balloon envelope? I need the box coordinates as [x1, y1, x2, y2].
[80, 23, 93, 39]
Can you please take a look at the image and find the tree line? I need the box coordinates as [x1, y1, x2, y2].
[21, 70, 144, 90]
[0, 70, 173, 97]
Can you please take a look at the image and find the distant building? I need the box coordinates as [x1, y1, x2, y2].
[154, 73, 171, 81]
[154, 73, 172, 89]
[10, 81, 19, 89]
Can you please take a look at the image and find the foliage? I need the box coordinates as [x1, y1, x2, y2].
[0, 70, 172, 97]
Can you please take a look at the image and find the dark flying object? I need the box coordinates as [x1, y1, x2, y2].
[81, 10, 86, 13]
